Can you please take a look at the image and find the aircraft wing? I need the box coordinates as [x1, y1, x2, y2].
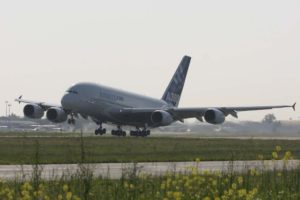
[121, 103, 296, 121]
[15, 95, 61, 110]
[169, 103, 296, 120]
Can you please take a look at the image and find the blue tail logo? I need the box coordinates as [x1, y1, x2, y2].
[162, 55, 191, 107]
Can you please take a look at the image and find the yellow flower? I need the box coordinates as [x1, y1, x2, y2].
[172, 180, 177, 186]
[231, 183, 237, 190]
[203, 197, 210, 200]
[57, 194, 63, 200]
[277, 172, 282, 177]
[63, 184, 69, 192]
[212, 180, 217, 186]
[173, 191, 182, 200]
[237, 176, 243, 184]
[250, 168, 256, 176]
[191, 167, 198, 176]
[66, 192, 72, 200]
[275, 145, 282, 152]
[238, 189, 247, 197]
[21, 182, 33, 191]
[37, 190, 43, 197]
[203, 170, 211, 175]
[253, 188, 258, 194]
[272, 151, 278, 159]
[283, 151, 293, 160]
[257, 154, 264, 160]
[73, 195, 81, 200]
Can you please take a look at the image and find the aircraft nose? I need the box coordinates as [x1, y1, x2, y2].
[61, 93, 72, 109]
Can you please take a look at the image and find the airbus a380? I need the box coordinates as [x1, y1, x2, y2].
[16, 56, 296, 137]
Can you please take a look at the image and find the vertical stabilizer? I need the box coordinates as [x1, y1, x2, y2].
[162, 55, 191, 107]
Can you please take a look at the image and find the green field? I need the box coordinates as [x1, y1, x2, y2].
[0, 133, 299, 199]
[0, 134, 299, 164]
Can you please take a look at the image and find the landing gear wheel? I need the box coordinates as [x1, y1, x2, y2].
[67, 118, 76, 125]
[95, 123, 106, 136]
[111, 127, 126, 137]
[130, 129, 150, 137]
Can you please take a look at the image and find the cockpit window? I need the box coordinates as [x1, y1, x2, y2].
[67, 90, 79, 94]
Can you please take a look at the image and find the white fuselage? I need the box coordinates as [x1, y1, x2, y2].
[61, 82, 169, 126]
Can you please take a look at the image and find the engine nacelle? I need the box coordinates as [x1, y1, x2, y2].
[204, 108, 225, 124]
[46, 107, 68, 123]
[23, 104, 44, 119]
[151, 110, 174, 126]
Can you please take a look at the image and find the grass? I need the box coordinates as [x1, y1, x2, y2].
[0, 134, 299, 164]
[0, 133, 299, 199]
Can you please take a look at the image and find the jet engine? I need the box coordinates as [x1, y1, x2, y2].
[46, 107, 68, 123]
[151, 110, 174, 126]
[23, 104, 44, 119]
[204, 108, 225, 124]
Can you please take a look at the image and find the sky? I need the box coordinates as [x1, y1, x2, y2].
[0, 0, 299, 121]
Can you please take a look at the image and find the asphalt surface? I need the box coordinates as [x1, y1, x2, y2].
[0, 160, 299, 180]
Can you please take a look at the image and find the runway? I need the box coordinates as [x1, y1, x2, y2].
[0, 160, 299, 180]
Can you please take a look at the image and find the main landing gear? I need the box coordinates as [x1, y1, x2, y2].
[94, 124, 150, 137]
[111, 125, 126, 137]
[130, 128, 150, 137]
[95, 123, 106, 135]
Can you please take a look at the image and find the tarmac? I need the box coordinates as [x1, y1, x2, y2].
[0, 160, 299, 180]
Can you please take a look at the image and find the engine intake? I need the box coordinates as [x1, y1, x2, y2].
[46, 107, 68, 123]
[204, 109, 225, 124]
[23, 104, 44, 119]
[151, 110, 173, 126]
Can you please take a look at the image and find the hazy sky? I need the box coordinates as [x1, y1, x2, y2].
[0, 0, 299, 121]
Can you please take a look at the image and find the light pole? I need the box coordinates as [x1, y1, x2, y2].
[5, 101, 8, 117]
[8, 104, 11, 117]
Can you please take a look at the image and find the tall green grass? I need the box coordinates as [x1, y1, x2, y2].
[0, 136, 299, 164]
[1, 162, 299, 199]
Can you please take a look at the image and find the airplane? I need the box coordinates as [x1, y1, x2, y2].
[15, 55, 296, 137]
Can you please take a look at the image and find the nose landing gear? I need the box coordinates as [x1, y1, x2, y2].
[95, 123, 106, 135]
[67, 114, 76, 125]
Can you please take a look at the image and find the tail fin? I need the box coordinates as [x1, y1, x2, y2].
[162, 55, 191, 107]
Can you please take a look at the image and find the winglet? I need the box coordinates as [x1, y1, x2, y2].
[15, 95, 23, 104]
[292, 102, 296, 111]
